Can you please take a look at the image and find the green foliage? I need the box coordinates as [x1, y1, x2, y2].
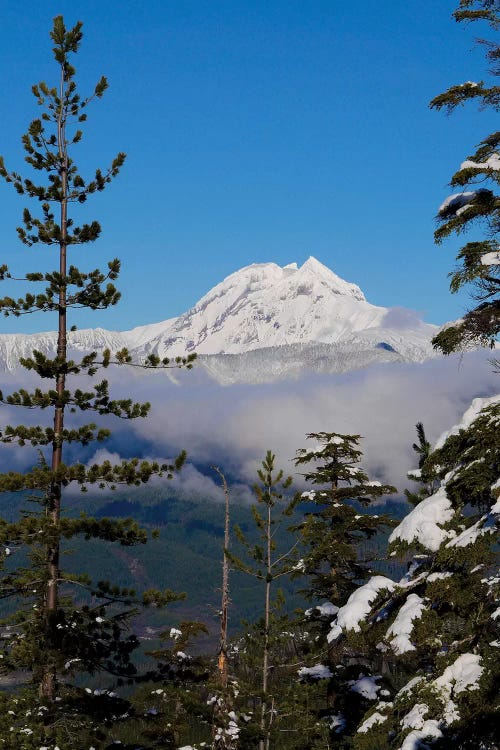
[0, 14, 193, 739]
[225, 452, 300, 749]
[405, 422, 440, 505]
[430, 1, 500, 354]
[352, 398, 499, 749]
[230, 605, 330, 750]
[287, 432, 398, 746]
[228, 451, 297, 583]
[294, 431, 396, 602]
[0, 687, 134, 749]
[133, 622, 211, 747]
[454, 0, 500, 26]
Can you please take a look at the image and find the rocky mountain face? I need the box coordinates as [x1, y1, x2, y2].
[0, 257, 438, 383]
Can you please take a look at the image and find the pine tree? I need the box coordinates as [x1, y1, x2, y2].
[292, 432, 397, 745]
[227, 451, 297, 750]
[231, 595, 326, 750]
[430, 0, 500, 355]
[349, 397, 500, 750]
[404, 422, 440, 505]
[0, 16, 193, 746]
[136, 621, 210, 748]
[294, 432, 396, 604]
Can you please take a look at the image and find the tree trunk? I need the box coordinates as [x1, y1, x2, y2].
[41, 64, 68, 701]
[214, 467, 230, 688]
[259, 503, 272, 750]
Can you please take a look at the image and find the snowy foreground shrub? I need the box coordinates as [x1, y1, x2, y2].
[322, 395, 499, 750]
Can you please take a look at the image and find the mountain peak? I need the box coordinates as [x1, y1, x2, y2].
[0, 256, 437, 375]
[152, 255, 386, 355]
[296, 256, 366, 301]
[301, 255, 326, 270]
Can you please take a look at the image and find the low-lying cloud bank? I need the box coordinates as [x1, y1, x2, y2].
[0, 350, 497, 497]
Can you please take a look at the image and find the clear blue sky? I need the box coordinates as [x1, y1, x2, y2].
[0, 0, 496, 333]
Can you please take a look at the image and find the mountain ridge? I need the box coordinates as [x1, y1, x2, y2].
[0, 257, 438, 381]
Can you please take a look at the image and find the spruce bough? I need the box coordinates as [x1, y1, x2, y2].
[430, 0, 500, 356]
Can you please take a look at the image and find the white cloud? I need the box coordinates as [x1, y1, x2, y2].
[128, 349, 497, 491]
[382, 307, 427, 330]
[0, 350, 497, 497]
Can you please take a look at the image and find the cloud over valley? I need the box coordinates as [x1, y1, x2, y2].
[0, 350, 497, 500]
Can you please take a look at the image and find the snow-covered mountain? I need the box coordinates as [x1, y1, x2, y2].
[0, 257, 438, 382]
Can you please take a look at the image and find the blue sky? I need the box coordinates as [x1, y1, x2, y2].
[0, 0, 496, 333]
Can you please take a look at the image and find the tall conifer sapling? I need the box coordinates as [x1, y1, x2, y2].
[228, 451, 297, 750]
[0, 16, 193, 742]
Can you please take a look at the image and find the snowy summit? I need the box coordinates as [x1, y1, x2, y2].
[138, 256, 392, 356]
[0, 257, 438, 381]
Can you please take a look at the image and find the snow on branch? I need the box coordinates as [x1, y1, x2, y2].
[389, 488, 454, 552]
[461, 153, 500, 170]
[327, 576, 396, 642]
[384, 593, 426, 654]
[438, 188, 491, 218]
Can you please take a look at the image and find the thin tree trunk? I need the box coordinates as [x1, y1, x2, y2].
[213, 467, 230, 688]
[259, 503, 272, 750]
[41, 64, 68, 701]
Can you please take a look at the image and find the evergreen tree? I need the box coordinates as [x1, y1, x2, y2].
[430, 0, 500, 355]
[230, 596, 327, 750]
[135, 621, 211, 748]
[292, 432, 396, 745]
[294, 432, 396, 604]
[404, 422, 440, 505]
[0, 16, 193, 746]
[227, 451, 297, 750]
[349, 397, 500, 750]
